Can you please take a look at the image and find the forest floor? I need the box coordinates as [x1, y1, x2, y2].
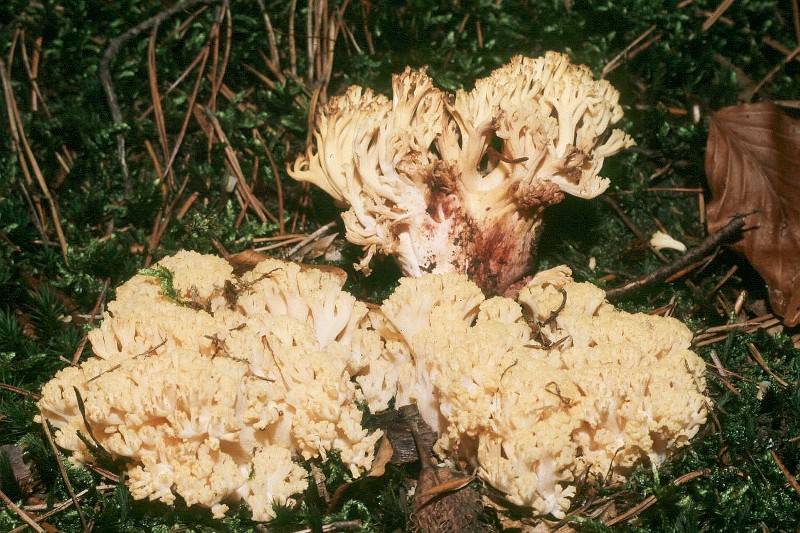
[1, 0, 799, 531]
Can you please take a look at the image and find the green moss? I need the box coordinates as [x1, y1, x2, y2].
[1, 0, 798, 530]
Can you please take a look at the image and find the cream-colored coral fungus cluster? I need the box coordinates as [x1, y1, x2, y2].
[37, 251, 383, 521]
[37, 251, 708, 522]
[359, 266, 709, 517]
[289, 52, 635, 294]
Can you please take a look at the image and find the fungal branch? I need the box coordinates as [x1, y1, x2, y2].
[290, 52, 634, 294]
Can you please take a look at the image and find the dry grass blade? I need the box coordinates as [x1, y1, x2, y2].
[71, 279, 109, 364]
[0, 488, 45, 533]
[702, 0, 736, 31]
[40, 416, 88, 531]
[137, 44, 208, 120]
[254, 129, 285, 233]
[256, 0, 280, 69]
[176, 191, 200, 219]
[147, 24, 172, 185]
[748, 45, 800, 99]
[99, 0, 218, 192]
[0, 56, 69, 262]
[211, 4, 232, 110]
[746, 342, 790, 387]
[19, 31, 50, 118]
[0, 383, 41, 400]
[693, 318, 782, 347]
[792, 0, 800, 44]
[8, 489, 90, 533]
[286, 221, 336, 258]
[762, 37, 800, 67]
[203, 107, 277, 224]
[770, 450, 800, 498]
[601, 25, 657, 78]
[161, 44, 210, 181]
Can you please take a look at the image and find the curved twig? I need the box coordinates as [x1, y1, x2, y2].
[606, 214, 748, 300]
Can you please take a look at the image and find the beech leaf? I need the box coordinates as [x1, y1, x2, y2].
[705, 102, 800, 326]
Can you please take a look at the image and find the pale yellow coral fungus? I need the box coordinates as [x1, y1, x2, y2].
[37, 251, 382, 521]
[358, 266, 708, 518]
[36, 252, 708, 522]
[290, 53, 634, 293]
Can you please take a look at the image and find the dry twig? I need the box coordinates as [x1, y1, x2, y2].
[601, 25, 657, 78]
[606, 215, 747, 300]
[748, 45, 800, 99]
[99, 0, 218, 192]
[0, 55, 69, 262]
[40, 416, 89, 531]
[702, 0, 735, 32]
[770, 450, 800, 498]
[0, 488, 44, 533]
[605, 469, 709, 525]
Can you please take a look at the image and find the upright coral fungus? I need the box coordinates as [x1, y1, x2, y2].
[289, 52, 634, 294]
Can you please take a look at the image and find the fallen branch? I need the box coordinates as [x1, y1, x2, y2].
[606, 214, 747, 300]
[99, 0, 217, 192]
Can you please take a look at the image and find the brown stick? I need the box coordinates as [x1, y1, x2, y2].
[770, 450, 800, 498]
[71, 279, 109, 364]
[19, 32, 50, 117]
[288, 0, 298, 75]
[0, 383, 40, 400]
[137, 43, 208, 120]
[747, 342, 790, 387]
[147, 24, 172, 185]
[605, 469, 709, 525]
[8, 489, 90, 533]
[161, 45, 210, 182]
[257, 0, 280, 70]
[0, 487, 45, 533]
[99, 0, 218, 192]
[203, 108, 276, 225]
[606, 215, 747, 300]
[254, 129, 286, 234]
[701, 0, 735, 32]
[791, 0, 800, 45]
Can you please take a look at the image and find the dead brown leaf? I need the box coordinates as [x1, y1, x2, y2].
[705, 102, 800, 326]
[366, 435, 394, 477]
